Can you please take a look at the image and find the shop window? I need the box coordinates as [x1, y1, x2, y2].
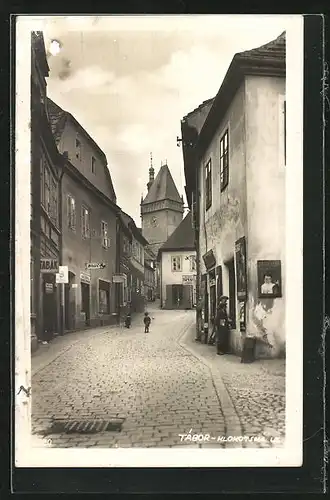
[99, 280, 110, 314]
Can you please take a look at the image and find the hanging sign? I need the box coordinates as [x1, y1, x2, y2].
[56, 265, 69, 284]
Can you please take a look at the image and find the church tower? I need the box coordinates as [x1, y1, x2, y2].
[140, 155, 184, 257]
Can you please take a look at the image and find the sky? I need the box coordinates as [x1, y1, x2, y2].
[40, 15, 291, 225]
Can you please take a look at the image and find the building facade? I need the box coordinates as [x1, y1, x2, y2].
[31, 32, 64, 350]
[144, 246, 156, 301]
[182, 33, 286, 358]
[47, 99, 119, 330]
[118, 211, 148, 316]
[158, 212, 196, 309]
[140, 163, 184, 257]
[141, 161, 184, 298]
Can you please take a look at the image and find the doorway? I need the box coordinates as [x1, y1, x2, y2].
[224, 258, 236, 328]
[64, 272, 76, 331]
[172, 284, 184, 308]
[209, 269, 216, 322]
[81, 282, 90, 326]
[42, 273, 58, 341]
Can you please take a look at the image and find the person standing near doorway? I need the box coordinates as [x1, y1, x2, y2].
[215, 295, 230, 355]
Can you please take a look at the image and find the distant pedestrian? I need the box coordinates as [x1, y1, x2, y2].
[214, 295, 230, 355]
[124, 312, 131, 328]
[144, 312, 151, 333]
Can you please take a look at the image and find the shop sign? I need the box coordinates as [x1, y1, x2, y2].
[86, 262, 106, 270]
[40, 258, 58, 273]
[182, 275, 196, 285]
[45, 282, 54, 294]
[202, 250, 216, 270]
[113, 274, 126, 283]
[80, 272, 91, 284]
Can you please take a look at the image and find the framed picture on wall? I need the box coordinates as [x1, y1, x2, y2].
[257, 260, 282, 298]
[235, 237, 247, 300]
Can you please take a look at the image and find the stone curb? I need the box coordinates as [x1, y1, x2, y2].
[177, 324, 244, 447]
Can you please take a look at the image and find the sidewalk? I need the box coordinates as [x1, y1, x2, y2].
[179, 325, 286, 445]
[181, 326, 285, 380]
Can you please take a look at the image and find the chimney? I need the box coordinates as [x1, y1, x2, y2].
[147, 152, 155, 191]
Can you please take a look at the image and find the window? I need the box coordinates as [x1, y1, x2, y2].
[50, 178, 58, 224]
[40, 157, 44, 206]
[190, 255, 196, 272]
[75, 136, 82, 160]
[44, 167, 50, 213]
[101, 221, 109, 249]
[220, 129, 229, 191]
[99, 280, 110, 314]
[81, 206, 90, 239]
[205, 159, 212, 210]
[91, 156, 96, 174]
[67, 195, 76, 231]
[171, 256, 182, 272]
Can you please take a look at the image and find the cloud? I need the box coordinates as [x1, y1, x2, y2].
[43, 15, 291, 223]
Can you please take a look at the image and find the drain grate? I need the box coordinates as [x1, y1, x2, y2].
[46, 419, 123, 435]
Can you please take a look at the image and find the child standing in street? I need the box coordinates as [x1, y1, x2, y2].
[143, 312, 151, 333]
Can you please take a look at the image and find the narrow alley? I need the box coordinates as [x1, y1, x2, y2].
[31, 303, 285, 449]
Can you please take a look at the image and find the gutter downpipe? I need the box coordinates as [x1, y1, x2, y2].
[58, 154, 66, 336]
[195, 158, 202, 342]
[115, 213, 121, 325]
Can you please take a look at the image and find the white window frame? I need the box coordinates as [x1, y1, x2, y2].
[67, 194, 76, 231]
[171, 255, 182, 272]
[190, 255, 196, 272]
[101, 220, 110, 249]
[81, 205, 90, 239]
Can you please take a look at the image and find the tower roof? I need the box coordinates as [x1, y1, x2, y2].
[158, 211, 195, 254]
[141, 164, 183, 206]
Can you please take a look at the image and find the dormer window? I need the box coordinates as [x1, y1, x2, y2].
[75, 136, 82, 161]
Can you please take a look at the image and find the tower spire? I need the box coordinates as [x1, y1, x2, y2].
[147, 152, 155, 191]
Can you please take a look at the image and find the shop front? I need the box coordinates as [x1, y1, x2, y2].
[39, 253, 60, 343]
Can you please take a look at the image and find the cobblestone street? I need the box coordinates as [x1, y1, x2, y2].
[31, 304, 285, 449]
